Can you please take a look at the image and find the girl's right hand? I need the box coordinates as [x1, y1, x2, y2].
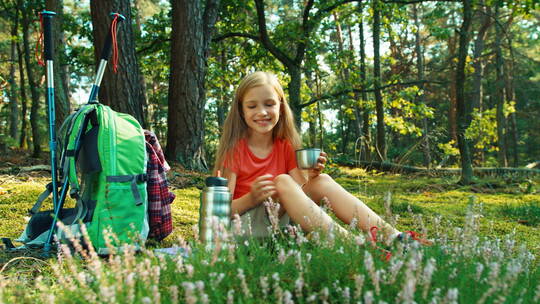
[250, 174, 276, 205]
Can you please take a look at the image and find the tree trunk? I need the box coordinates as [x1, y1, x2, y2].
[17, 42, 28, 149]
[494, 7, 508, 167]
[165, 0, 219, 170]
[45, 0, 70, 127]
[9, 18, 19, 141]
[455, 0, 474, 184]
[21, 8, 42, 157]
[358, 2, 371, 161]
[373, 0, 386, 161]
[90, 0, 147, 127]
[447, 35, 458, 142]
[217, 47, 227, 129]
[288, 66, 303, 127]
[470, 5, 491, 112]
[506, 47, 519, 166]
[413, 4, 431, 168]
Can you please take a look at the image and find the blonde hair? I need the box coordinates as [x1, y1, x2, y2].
[213, 71, 301, 174]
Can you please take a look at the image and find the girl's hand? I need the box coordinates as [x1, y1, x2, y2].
[308, 151, 327, 180]
[250, 174, 276, 205]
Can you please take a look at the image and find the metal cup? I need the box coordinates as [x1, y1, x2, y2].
[295, 148, 321, 169]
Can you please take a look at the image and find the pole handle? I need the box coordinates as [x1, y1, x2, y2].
[41, 11, 56, 61]
[99, 13, 126, 61]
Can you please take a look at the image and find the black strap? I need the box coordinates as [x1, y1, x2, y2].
[1, 238, 15, 249]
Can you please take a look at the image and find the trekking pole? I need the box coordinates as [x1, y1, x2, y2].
[40, 10, 58, 253]
[43, 13, 125, 253]
[88, 12, 125, 103]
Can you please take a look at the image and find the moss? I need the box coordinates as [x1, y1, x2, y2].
[1, 171, 539, 254]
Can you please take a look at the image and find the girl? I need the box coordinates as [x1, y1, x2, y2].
[214, 71, 426, 244]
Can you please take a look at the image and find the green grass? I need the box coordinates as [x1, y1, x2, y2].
[1, 169, 539, 303]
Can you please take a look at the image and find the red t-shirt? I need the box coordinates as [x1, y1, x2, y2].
[224, 137, 297, 199]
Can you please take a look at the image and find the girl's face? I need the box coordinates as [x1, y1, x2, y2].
[241, 84, 281, 136]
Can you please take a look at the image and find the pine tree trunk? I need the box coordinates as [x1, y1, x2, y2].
[358, 2, 371, 161]
[494, 8, 508, 167]
[165, 0, 219, 170]
[17, 42, 28, 149]
[372, 0, 386, 161]
[90, 0, 147, 127]
[413, 4, 431, 168]
[21, 8, 42, 157]
[9, 21, 19, 141]
[455, 0, 474, 184]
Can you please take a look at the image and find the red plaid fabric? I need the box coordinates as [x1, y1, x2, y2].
[145, 130, 175, 241]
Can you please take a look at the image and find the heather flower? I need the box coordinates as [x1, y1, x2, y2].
[152, 285, 161, 304]
[364, 251, 380, 295]
[169, 285, 179, 303]
[364, 290, 374, 304]
[227, 289, 235, 304]
[182, 282, 197, 304]
[295, 276, 304, 299]
[260, 276, 270, 299]
[320, 287, 329, 304]
[353, 274, 365, 300]
[195, 281, 209, 304]
[283, 290, 294, 304]
[422, 258, 437, 299]
[237, 268, 252, 298]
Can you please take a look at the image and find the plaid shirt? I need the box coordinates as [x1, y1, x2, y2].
[145, 130, 175, 241]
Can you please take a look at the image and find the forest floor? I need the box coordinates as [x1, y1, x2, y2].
[0, 148, 539, 256]
[0, 149, 539, 303]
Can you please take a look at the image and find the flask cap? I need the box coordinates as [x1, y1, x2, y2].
[205, 176, 228, 187]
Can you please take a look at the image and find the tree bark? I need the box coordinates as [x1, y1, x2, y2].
[470, 5, 491, 112]
[21, 7, 42, 157]
[494, 7, 508, 167]
[165, 0, 219, 170]
[455, 0, 474, 184]
[90, 0, 147, 127]
[17, 42, 28, 149]
[358, 2, 371, 161]
[45, 0, 70, 127]
[373, 0, 386, 161]
[9, 14, 19, 141]
[413, 4, 431, 168]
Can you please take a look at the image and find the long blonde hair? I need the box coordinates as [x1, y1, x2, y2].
[213, 71, 301, 174]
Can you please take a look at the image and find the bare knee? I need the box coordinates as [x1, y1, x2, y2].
[274, 174, 296, 189]
[273, 174, 300, 200]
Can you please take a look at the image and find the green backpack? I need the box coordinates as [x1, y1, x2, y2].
[17, 103, 149, 253]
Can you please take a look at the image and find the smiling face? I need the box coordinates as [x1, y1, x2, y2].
[241, 84, 281, 137]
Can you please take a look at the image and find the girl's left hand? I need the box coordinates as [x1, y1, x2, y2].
[308, 151, 327, 180]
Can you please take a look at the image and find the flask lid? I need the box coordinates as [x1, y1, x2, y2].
[205, 176, 228, 187]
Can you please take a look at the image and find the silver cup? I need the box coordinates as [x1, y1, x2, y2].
[295, 148, 321, 169]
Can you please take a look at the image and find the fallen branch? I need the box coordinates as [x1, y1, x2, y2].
[348, 161, 540, 176]
[0, 165, 51, 174]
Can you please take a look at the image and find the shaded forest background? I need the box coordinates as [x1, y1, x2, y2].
[0, 0, 538, 184]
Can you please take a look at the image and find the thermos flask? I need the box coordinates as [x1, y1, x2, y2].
[199, 175, 231, 244]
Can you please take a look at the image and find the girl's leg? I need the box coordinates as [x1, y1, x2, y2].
[273, 174, 348, 235]
[302, 174, 400, 239]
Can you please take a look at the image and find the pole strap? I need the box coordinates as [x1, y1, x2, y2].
[111, 13, 120, 73]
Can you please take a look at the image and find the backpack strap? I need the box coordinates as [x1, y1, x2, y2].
[28, 182, 58, 215]
[67, 107, 99, 199]
[106, 174, 147, 206]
